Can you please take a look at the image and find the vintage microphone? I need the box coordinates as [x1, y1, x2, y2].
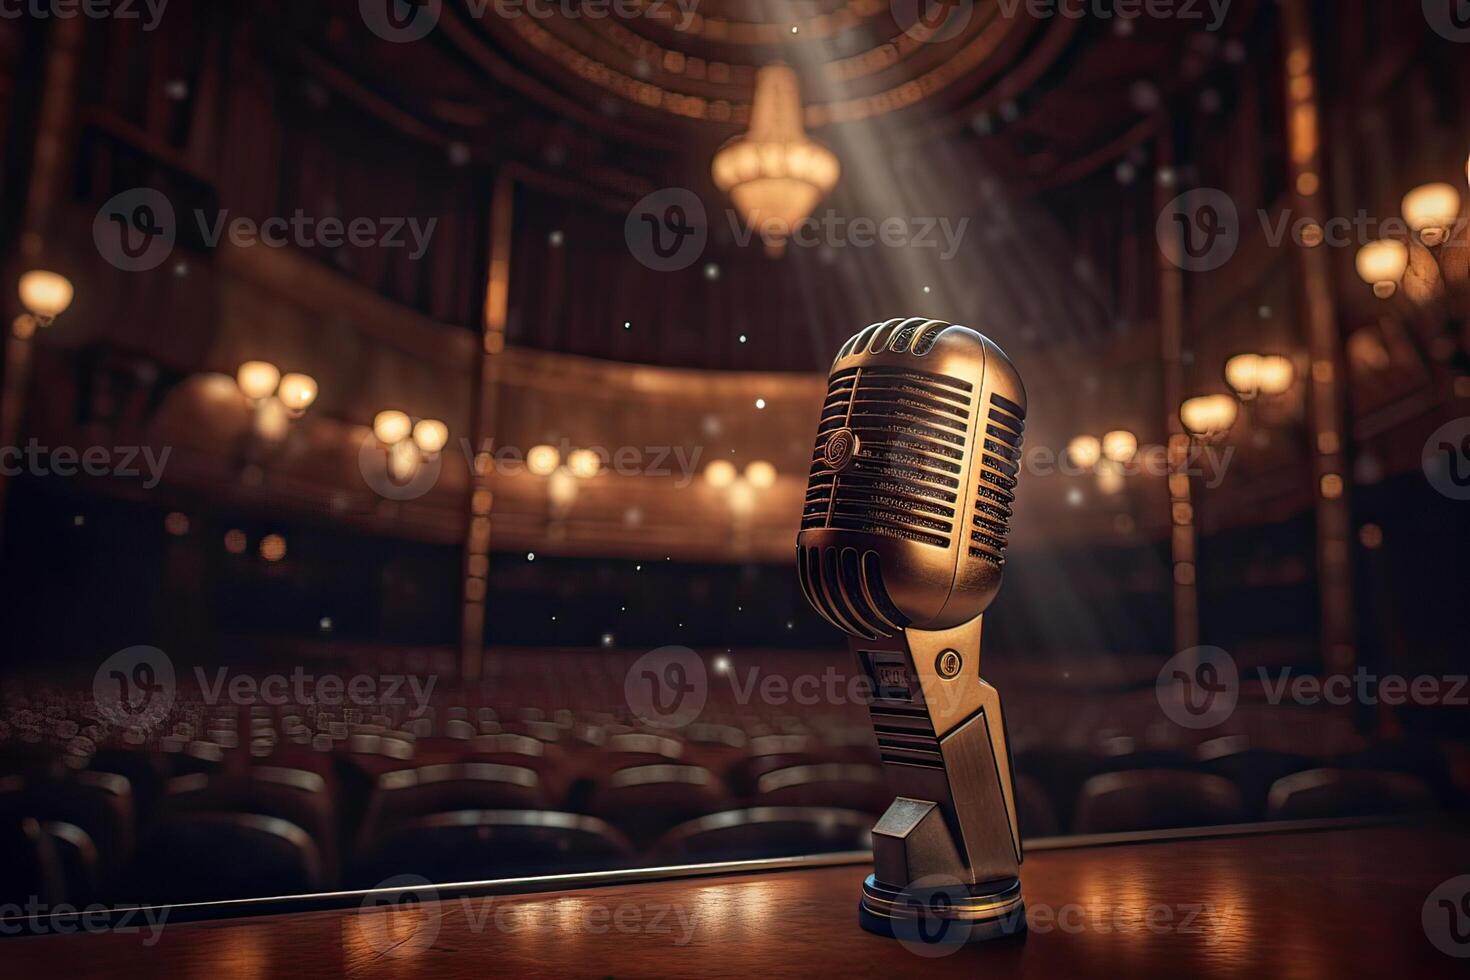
[797, 317, 1028, 943]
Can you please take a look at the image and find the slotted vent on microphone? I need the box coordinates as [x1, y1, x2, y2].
[797, 545, 911, 640]
[803, 366, 973, 550]
[971, 391, 1025, 565]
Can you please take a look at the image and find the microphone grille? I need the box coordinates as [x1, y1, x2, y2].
[970, 390, 1026, 566]
[801, 364, 975, 553]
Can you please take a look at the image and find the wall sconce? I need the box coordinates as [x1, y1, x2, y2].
[1355, 240, 1409, 299]
[527, 444, 561, 477]
[1179, 394, 1240, 442]
[237, 361, 317, 442]
[1101, 430, 1138, 464]
[1066, 435, 1102, 470]
[372, 409, 448, 482]
[14, 270, 74, 337]
[1224, 353, 1295, 400]
[705, 459, 777, 540]
[1402, 182, 1461, 248]
[526, 444, 602, 522]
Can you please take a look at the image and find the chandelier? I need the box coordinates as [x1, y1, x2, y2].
[712, 65, 840, 257]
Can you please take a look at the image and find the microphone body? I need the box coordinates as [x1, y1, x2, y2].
[797, 317, 1027, 943]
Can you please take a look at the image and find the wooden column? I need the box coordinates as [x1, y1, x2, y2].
[459, 169, 515, 682]
[1281, 0, 1356, 677]
[1154, 131, 1200, 654]
[0, 18, 85, 555]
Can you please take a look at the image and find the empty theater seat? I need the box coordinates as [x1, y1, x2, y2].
[1015, 773, 1060, 839]
[753, 763, 889, 815]
[132, 812, 323, 904]
[358, 810, 632, 884]
[356, 762, 548, 856]
[1196, 737, 1317, 818]
[1265, 769, 1438, 821]
[161, 767, 338, 882]
[1072, 771, 1245, 834]
[587, 765, 727, 849]
[653, 807, 874, 862]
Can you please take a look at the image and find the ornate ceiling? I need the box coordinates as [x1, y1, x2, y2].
[302, 0, 1265, 189]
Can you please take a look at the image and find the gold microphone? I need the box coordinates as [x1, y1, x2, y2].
[797, 317, 1027, 943]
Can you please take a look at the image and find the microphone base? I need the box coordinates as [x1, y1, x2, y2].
[858, 873, 1026, 946]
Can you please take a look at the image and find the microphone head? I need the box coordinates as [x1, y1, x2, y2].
[797, 318, 1026, 638]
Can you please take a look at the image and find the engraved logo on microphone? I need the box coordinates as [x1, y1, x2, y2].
[625, 188, 708, 272]
[625, 645, 708, 729]
[821, 427, 861, 472]
[1423, 875, 1470, 957]
[1423, 418, 1470, 500]
[1156, 189, 1239, 272]
[1156, 646, 1238, 729]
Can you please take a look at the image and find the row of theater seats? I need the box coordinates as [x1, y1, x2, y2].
[2, 703, 1460, 908]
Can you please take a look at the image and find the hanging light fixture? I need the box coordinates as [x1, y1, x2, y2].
[1102, 430, 1138, 464]
[1226, 353, 1295, 400]
[712, 64, 840, 257]
[1179, 394, 1239, 441]
[1066, 435, 1102, 470]
[17, 270, 74, 330]
[1401, 182, 1461, 247]
[1355, 240, 1408, 298]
